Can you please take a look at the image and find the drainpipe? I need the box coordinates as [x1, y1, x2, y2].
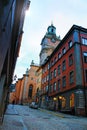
[47, 61, 51, 107]
[79, 30, 87, 116]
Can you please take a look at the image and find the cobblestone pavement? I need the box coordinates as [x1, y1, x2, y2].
[0, 104, 87, 130]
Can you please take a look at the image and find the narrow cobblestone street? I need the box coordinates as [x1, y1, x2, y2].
[0, 104, 87, 130]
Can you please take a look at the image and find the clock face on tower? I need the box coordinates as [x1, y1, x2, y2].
[51, 38, 56, 43]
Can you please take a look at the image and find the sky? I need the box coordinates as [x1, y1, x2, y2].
[14, 0, 87, 79]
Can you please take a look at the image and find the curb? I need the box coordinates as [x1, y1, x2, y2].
[39, 108, 65, 118]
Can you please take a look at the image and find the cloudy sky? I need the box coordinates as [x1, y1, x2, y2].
[14, 0, 87, 79]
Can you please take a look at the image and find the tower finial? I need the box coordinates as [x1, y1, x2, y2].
[51, 21, 53, 26]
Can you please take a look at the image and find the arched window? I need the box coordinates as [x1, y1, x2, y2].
[28, 85, 33, 98]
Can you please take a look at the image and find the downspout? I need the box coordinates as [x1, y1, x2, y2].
[79, 30, 87, 116]
[47, 61, 50, 107]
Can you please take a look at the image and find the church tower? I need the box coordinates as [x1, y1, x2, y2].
[39, 24, 61, 65]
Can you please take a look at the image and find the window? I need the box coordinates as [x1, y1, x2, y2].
[37, 88, 39, 92]
[54, 57, 57, 63]
[53, 82, 56, 91]
[70, 71, 74, 84]
[58, 79, 61, 91]
[69, 54, 73, 66]
[45, 77, 46, 82]
[82, 38, 87, 45]
[46, 86, 48, 92]
[62, 76, 66, 87]
[68, 41, 72, 48]
[58, 52, 61, 59]
[28, 85, 33, 98]
[83, 52, 87, 63]
[50, 71, 53, 80]
[62, 60, 66, 71]
[49, 84, 53, 93]
[31, 77, 33, 80]
[51, 60, 54, 66]
[47, 75, 49, 81]
[62, 47, 66, 55]
[58, 65, 61, 75]
[54, 69, 56, 77]
[48, 64, 49, 69]
[85, 70, 87, 83]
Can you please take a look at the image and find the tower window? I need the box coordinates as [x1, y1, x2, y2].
[51, 28, 53, 32]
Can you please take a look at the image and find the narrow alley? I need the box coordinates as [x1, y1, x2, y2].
[0, 104, 87, 130]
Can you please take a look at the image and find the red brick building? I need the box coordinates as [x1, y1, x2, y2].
[41, 25, 87, 116]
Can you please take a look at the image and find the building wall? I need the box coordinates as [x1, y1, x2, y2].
[26, 65, 39, 103]
[35, 67, 42, 105]
[0, 0, 30, 123]
[17, 63, 40, 105]
[41, 25, 87, 116]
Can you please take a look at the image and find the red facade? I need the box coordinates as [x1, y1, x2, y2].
[41, 25, 87, 116]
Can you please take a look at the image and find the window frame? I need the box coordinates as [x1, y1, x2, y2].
[62, 47, 66, 55]
[69, 54, 73, 66]
[53, 82, 56, 91]
[58, 79, 61, 91]
[54, 68, 56, 77]
[62, 60, 66, 71]
[82, 37, 87, 45]
[69, 71, 74, 84]
[58, 65, 61, 75]
[83, 52, 87, 63]
[62, 76, 66, 87]
[68, 41, 73, 48]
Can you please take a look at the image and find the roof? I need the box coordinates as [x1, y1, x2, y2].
[41, 24, 87, 66]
